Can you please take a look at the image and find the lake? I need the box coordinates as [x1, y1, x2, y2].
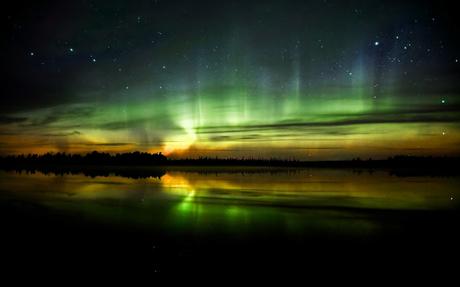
[1, 167, 459, 274]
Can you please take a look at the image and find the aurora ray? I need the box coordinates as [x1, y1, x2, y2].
[2, 0, 460, 159]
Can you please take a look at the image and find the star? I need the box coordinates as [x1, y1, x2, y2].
[4, 0, 460, 160]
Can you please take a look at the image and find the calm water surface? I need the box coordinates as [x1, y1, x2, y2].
[1, 168, 459, 274]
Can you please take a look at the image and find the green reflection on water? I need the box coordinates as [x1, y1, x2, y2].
[0, 169, 458, 238]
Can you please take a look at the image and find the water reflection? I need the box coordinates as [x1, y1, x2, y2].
[1, 168, 458, 236]
[2, 169, 458, 208]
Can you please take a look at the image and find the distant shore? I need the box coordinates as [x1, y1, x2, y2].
[1, 152, 459, 178]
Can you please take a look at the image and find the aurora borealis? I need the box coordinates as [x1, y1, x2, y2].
[2, 0, 460, 159]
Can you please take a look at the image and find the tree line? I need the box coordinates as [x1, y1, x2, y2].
[0, 151, 458, 169]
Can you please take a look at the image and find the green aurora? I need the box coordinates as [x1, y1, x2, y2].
[2, 0, 460, 159]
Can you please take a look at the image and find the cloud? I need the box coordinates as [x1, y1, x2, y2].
[330, 104, 460, 118]
[43, 131, 82, 137]
[83, 142, 133, 147]
[96, 116, 181, 131]
[0, 116, 28, 124]
[197, 113, 460, 134]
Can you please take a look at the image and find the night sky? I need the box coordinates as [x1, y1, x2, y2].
[2, 0, 460, 159]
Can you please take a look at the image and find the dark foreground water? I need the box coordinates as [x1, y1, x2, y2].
[1, 167, 459, 275]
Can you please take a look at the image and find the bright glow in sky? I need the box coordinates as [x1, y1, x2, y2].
[2, 0, 460, 159]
